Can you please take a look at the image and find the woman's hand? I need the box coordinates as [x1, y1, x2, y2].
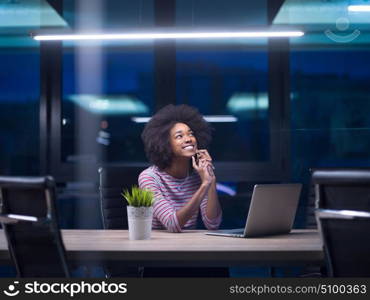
[197, 149, 215, 178]
[192, 149, 216, 186]
[196, 149, 212, 164]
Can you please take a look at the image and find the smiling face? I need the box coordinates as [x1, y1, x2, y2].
[169, 122, 197, 159]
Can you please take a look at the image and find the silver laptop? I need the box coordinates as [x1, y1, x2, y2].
[206, 184, 302, 238]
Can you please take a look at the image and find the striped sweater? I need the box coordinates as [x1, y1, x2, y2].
[138, 165, 222, 233]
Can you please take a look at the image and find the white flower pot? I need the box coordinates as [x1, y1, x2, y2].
[127, 206, 153, 240]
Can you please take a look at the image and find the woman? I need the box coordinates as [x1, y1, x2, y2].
[139, 104, 222, 232]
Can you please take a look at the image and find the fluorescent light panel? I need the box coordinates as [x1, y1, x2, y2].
[68, 94, 149, 115]
[132, 115, 237, 123]
[216, 183, 237, 196]
[204, 115, 238, 122]
[33, 31, 304, 41]
[348, 5, 370, 12]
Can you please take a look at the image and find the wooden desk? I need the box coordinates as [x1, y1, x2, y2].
[0, 229, 323, 267]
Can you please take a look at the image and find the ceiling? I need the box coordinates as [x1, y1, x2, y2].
[0, 0, 66, 31]
[0, 0, 67, 47]
[274, 0, 370, 48]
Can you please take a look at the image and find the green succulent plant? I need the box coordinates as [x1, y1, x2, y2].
[122, 185, 154, 207]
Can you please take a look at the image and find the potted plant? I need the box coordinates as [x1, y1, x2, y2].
[122, 186, 154, 240]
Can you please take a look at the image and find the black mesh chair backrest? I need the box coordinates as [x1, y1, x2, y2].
[311, 169, 370, 210]
[99, 166, 144, 229]
[316, 209, 370, 277]
[0, 176, 70, 277]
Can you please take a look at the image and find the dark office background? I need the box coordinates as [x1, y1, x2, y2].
[1, 1, 370, 236]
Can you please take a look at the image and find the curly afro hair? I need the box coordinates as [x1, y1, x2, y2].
[141, 104, 213, 170]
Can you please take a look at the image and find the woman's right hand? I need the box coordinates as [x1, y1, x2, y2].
[192, 155, 214, 187]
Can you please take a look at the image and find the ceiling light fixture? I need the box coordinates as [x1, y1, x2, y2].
[33, 31, 304, 41]
[132, 115, 237, 123]
[348, 5, 370, 12]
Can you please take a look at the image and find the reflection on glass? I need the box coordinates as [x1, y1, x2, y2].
[62, 47, 154, 163]
[176, 50, 270, 162]
[291, 50, 370, 168]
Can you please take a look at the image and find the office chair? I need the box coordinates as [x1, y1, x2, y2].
[0, 176, 70, 277]
[311, 168, 370, 210]
[99, 165, 144, 229]
[316, 209, 370, 277]
[99, 165, 144, 277]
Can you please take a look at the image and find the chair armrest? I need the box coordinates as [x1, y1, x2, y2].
[0, 213, 39, 224]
